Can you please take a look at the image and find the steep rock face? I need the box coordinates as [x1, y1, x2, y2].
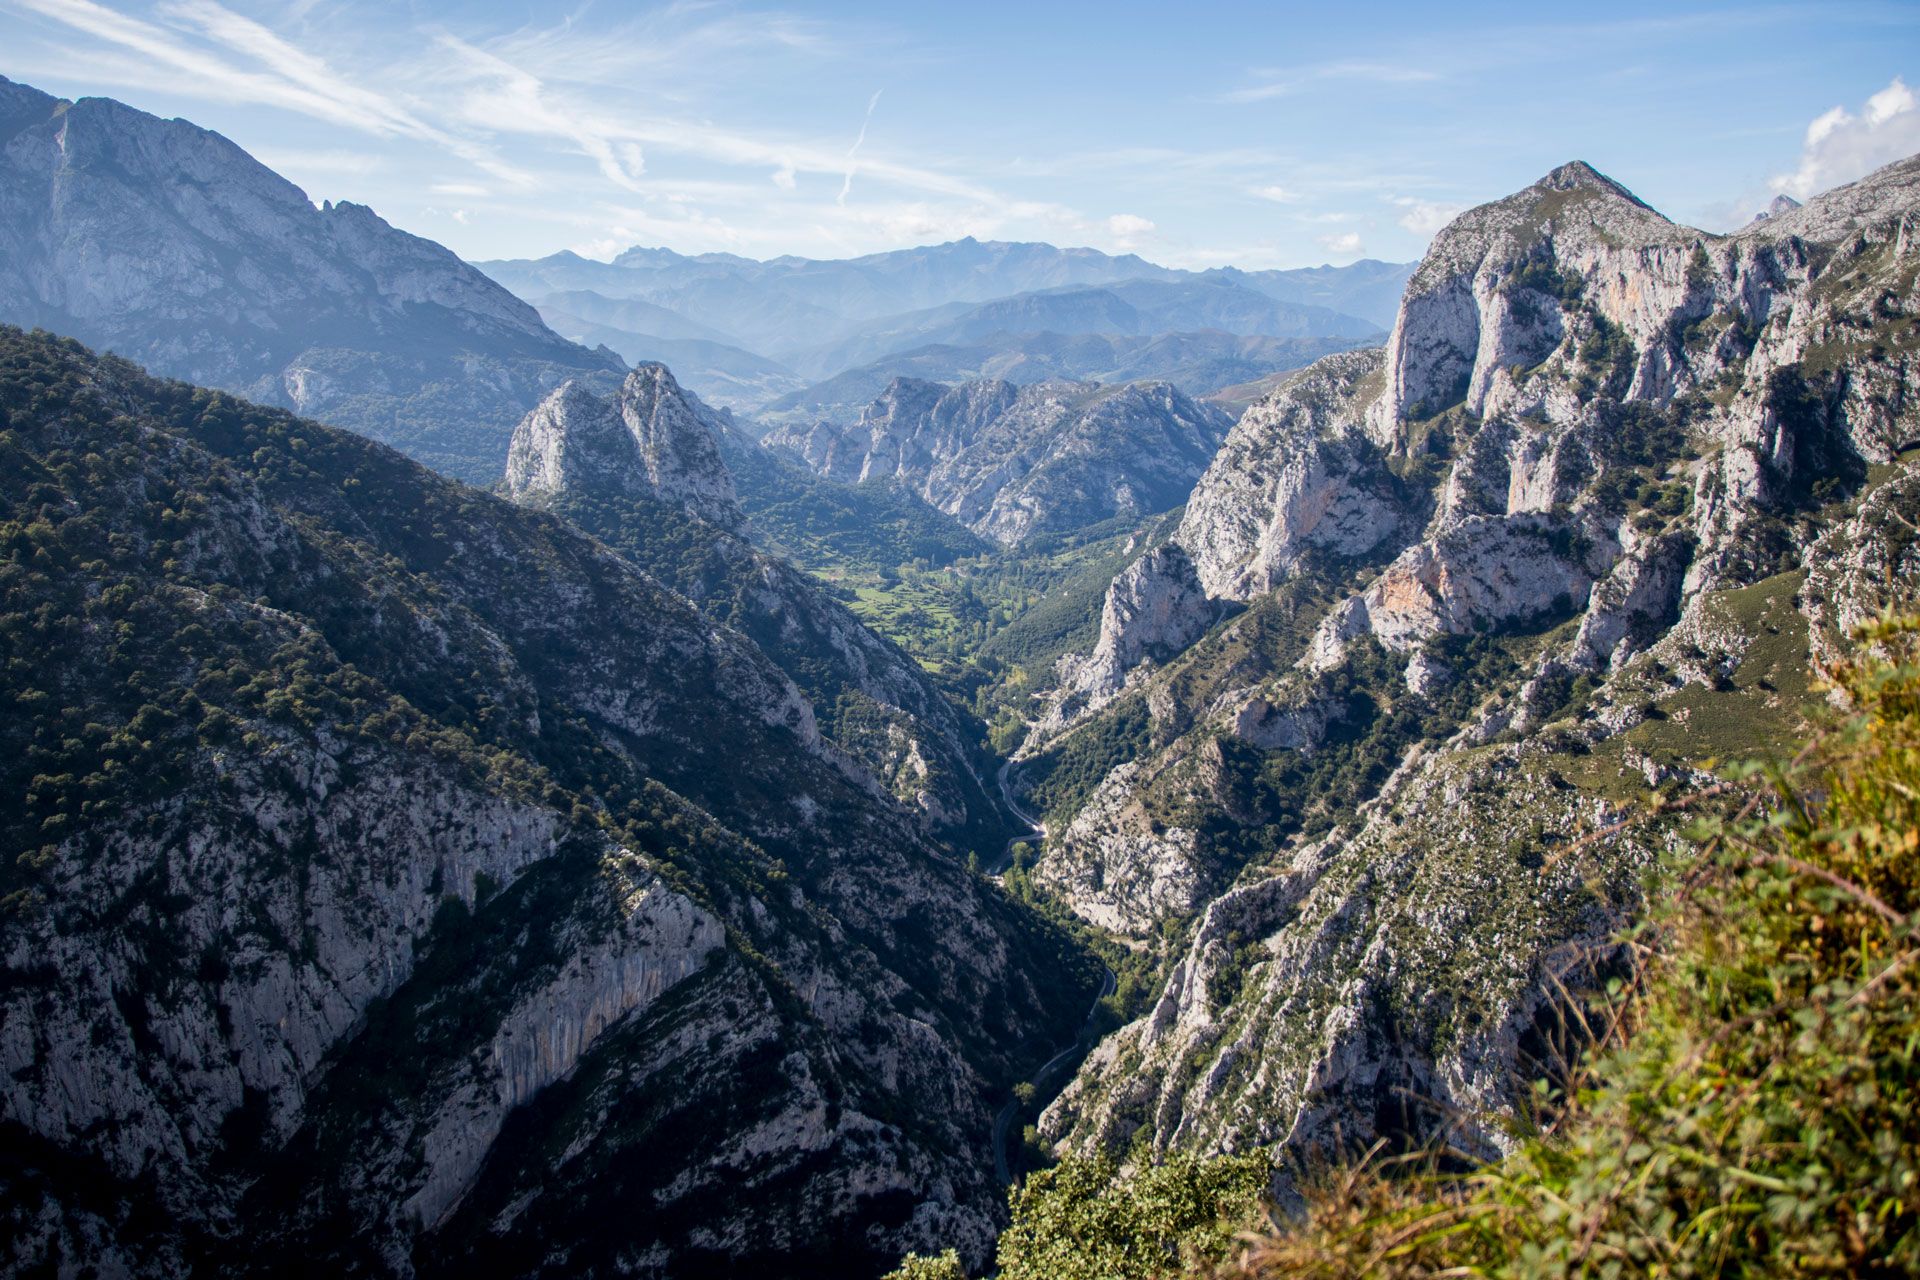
[765, 376, 1233, 545]
[1178, 349, 1407, 599]
[1030, 728, 1295, 938]
[0, 329, 1094, 1277]
[1044, 544, 1217, 731]
[1802, 461, 1920, 670]
[0, 76, 622, 481]
[1092, 154, 1919, 688]
[1305, 514, 1614, 668]
[505, 364, 741, 528]
[1018, 155, 1920, 1184]
[1044, 737, 1658, 1168]
[1031, 761, 1204, 934]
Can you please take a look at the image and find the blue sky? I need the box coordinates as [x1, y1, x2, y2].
[2, 0, 1916, 268]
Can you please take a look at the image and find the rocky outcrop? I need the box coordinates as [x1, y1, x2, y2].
[1802, 460, 1920, 670]
[766, 376, 1233, 545]
[1044, 545, 1217, 733]
[0, 76, 622, 481]
[1177, 350, 1407, 599]
[1306, 514, 1613, 668]
[1042, 737, 1658, 1170]
[505, 364, 741, 527]
[1032, 762, 1205, 935]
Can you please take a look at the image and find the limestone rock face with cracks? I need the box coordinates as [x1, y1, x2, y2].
[1023, 154, 1920, 1185]
[766, 375, 1234, 546]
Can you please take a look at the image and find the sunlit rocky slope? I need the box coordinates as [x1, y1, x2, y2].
[1014, 156, 1919, 1178]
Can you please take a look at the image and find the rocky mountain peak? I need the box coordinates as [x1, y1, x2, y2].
[1532, 159, 1654, 208]
[1752, 192, 1804, 222]
[1737, 153, 1920, 245]
[863, 375, 953, 428]
[504, 362, 741, 527]
[0, 74, 59, 130]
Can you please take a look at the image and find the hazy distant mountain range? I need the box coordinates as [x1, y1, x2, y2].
[782, 276, 1379, 380]
[761, 330, 1371, 425]
[477, 243, 1412, 414]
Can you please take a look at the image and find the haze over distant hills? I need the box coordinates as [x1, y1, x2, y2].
[760, 330, 1370, 425]
[477, 242, 1412, 415]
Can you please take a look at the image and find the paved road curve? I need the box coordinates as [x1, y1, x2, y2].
[992, 964, 1118, 1186]
[992, 757, 1045, 875]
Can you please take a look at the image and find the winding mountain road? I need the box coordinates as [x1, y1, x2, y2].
[992, 757, 1045, 875]
[992, 964, 1117, 1186]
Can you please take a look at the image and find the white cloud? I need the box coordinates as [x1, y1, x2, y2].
[1774, 77, 1920, 200]
[1253, 184, 1297, 203]
[1318, 231, 1364, 256]
[1105, 212, 1155, 251]
[451, 208, 471, 224]
[1392, 196, 1467, 236]
[431, 181, 490, 197]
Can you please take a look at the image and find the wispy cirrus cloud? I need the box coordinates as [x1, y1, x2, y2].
[5, 0, 536, 186]
[422, 29, 1002, 208]
[428, 34, 650, 191]
[838, 89, 882, 204]
[4, 0, 1039, 225]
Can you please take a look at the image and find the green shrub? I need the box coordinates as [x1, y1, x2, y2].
[997, 1152, 1268, 1280]
[883, 1248, 967, 1280]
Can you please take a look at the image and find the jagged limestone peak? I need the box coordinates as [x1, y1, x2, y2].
[1406, 159, 1681, 297]
[1752, 193, 1804, 222]
[504, 363, 741, 527]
